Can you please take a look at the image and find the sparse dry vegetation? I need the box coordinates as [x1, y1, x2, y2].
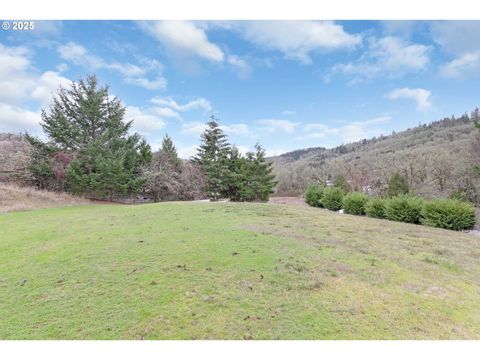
[0, 183, 88, 213]
[0, 133, 31, 185]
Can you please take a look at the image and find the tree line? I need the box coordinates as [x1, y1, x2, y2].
[26, 75, 277, 202]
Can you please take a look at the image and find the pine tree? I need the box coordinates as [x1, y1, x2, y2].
[193, 114, 231, 200]
[225, 145, 248, 201]
[27, 75, 148, 198]
[249, 143, 277, 201]
[161, 134, 179, 160]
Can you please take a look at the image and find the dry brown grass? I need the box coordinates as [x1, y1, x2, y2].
[0, 183, 89, 213]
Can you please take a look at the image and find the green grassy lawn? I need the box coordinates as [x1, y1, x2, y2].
[1, 201, 480, 339]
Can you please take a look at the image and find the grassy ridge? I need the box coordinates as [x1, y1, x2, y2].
[1, 202, 480, 339]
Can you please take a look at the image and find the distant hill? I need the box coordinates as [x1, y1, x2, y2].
[271, 111, 480, 202]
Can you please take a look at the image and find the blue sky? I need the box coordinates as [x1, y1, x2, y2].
[1, 20, 479, 157]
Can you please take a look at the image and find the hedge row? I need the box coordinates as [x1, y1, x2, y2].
[304, 184, 476, 231]
[304, 184, 344, 211]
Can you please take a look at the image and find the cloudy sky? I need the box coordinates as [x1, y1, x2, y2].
[1, 20, 479, 157]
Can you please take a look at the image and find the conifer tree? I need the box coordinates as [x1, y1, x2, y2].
[249, 143, 277, 201]
[225, 145, 248, 201]
[26, 75, 149, 198]
[193, 114, 231, 200]
[161, 133, 179, 162]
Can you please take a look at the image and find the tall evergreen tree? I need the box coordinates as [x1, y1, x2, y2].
[161, 133, 180, 164]
[193, 114, 231, 200]
[248, 143, 278, 202]
[27, 75, 150, 198]
[225, 145, 248, 201]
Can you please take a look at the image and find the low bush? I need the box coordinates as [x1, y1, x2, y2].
[322, 187, 344, 211]
[365, 197, 387, 219]
[343, 192, 369, 215]
[384, 195, 424, 224]
[421, 199, 476, 231]
[448, 190, 469, 202]
[304, 183, 325, 207]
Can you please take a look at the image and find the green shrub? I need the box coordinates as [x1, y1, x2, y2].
[343, 192, 369, 215]
[387, 172, 410, 197]
[384, 195, 424, 224]
[322, 187, 344, 211]
[421, 199, 476, 231]
[365, 197, 387, 219]
[304, 183, 325, 207]
[448, 189, 469, 202]
[334, 175, 349, 192]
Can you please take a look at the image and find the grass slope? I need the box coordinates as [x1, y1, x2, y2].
[1, 202, 480, 339]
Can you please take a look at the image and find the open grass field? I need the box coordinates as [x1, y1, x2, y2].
[1, 201, 480, 339]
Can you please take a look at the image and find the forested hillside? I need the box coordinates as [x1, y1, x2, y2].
[272, 110, 480, 203]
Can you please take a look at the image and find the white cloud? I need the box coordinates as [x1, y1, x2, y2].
[220, 123, 250, 136]
[0, 43, 72, 134]
[124, 76, 167, 90]
[108, 63, 145, 77]
[126, 106, 166, 133]
[140, 21, 224, 62]
[234, 145, 251, 155]
[440, 51, 480, 78]
[381, 21, 418, 39]
[430, 21, 480, 56]
[151, 97, 212, 112]
[0, 43, 35, 103]
[282, 110, 296, 116]
[234, 21, 362, 64]
[177, 144, 199, 159]
[140, 21, 255, 79]
[180, 121, 207, 137]
[257, 119, 300, 133]
[0, 102, 42, 133]
[31, 71, 71, 107]
[57, 41, 167, 90]
[227, 55, 251, 79]
[330, 36, 430, 82]
[180, 121, 250, 138]
[386, 87, 432, 110]
[298, 117, 392, 144]
[428, 22, 480, 79]
[151, 107, 181, 119]
[57, 42, 103, 68]
[303, 123, 329, 133]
